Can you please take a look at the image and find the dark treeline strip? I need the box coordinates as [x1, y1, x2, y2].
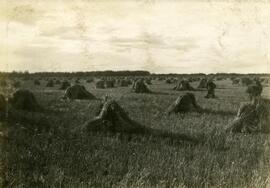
[0, 71, 269, 78]
[152, 73, 270, 77]
[0, 70, 150, 78]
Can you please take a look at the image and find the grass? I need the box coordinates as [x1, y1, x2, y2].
[1, 78, 270, 187]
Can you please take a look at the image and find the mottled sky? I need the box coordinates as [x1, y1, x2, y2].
[1, 0, 270, 73]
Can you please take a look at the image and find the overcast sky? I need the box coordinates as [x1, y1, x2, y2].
[1, 0, 270, 73]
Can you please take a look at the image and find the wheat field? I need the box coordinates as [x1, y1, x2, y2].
[1, 77, 270, 187]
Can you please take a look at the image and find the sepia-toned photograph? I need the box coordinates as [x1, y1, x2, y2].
[0, 0, 270, 187]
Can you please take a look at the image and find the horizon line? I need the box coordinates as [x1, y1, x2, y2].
[0, 70, 269, 75]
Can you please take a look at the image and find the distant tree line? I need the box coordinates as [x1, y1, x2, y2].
[152, 73, 270, 78]
[0, 70, 151, 78]
[151, 73, 206, 78]
[0, 70, 269, 79]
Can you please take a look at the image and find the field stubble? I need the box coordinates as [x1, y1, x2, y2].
[1, 79, 270, 187]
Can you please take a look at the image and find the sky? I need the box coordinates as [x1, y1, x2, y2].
[0, 0, 270, 74]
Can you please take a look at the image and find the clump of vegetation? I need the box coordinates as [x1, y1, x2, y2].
[63, 84, 96, 100]
[55, 80, 61, 85]
[105, 80, 115, 88]
[197, 78, 207, 88]
[232, 78, 240, 85]
[132, 79, 151, 93]
[95, 80, 105, 89]
[165, 78, 176, 84]
[0, 93, 6, 119]
[12, 81, 21, 88]
[34, 79, 41, 85]
[86, 78, 94, 83]
[145, 78, 152, 85]
[167, 93, 202, 114]
[173, 80, 194, 91]
[0, 79, 7, 87]
[75, 78, 80, 84]
[85, 99, 146, 134]
[9, 89, 41, 111]
[241, 77, 253, 86]
[59, 81, 71, 90]
[117, 79, 129, 87]
[46, 80, 54, 87]
[205, 80, 216, 98]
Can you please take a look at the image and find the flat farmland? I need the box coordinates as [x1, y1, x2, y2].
[1, 78, 270, 187]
